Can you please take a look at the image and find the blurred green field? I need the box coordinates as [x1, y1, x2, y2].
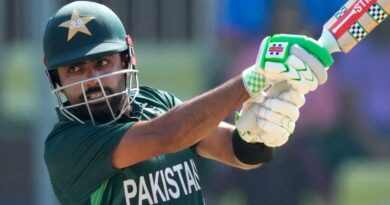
[135, 42, 207, 100]
[334, 159, 390, 205]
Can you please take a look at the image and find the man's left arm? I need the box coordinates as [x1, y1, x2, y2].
[195, 88, 305, 169]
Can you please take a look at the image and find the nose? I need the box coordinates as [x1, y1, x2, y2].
[83, 67, 102, 89]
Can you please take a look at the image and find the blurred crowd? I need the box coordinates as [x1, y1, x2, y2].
[1, 0, 390, 204]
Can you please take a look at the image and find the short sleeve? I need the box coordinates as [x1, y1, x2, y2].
[138, 86, 183, 108]
[159, 90, 183, 108]
[44, 121, 134, 203]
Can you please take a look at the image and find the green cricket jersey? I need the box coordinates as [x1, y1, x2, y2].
[44, 86, 205, 205]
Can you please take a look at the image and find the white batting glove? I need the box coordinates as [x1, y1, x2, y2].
[242, 34, 333, 96]
[236, 86, 305, 147]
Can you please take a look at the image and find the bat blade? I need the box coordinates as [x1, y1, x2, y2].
[320, 0, 390, 53]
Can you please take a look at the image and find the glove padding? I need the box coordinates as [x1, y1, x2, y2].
[242, 34, 333, 96]
[236, 87, 305, 147]
[263, 45, 328, 95]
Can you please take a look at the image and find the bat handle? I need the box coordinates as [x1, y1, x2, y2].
[318, 28, 342, 54]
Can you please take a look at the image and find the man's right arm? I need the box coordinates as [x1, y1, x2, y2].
[112, 76, 250, 169]
[112, 34, 333, 169]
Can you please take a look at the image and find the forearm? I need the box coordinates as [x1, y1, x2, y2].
[113, 76, 250, 168]
[196, 122, 262, 170]
[149, 75, 250, 151]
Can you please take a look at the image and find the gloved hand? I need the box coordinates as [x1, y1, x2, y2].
[242, 34, 334, 97]
[236, 82, 305, 147]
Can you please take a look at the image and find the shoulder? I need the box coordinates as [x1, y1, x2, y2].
[45, 121, 134, 203]
[138, 86, 178, 100]
[44, 121, 133, 168]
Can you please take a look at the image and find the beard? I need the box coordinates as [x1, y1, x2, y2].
[69, 86, 127, 124]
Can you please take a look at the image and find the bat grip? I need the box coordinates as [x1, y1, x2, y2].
[318, 28, 341, 54]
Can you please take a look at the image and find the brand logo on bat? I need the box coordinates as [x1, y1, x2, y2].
[330, 0, 376, 38]
[353, 0, 373, 13]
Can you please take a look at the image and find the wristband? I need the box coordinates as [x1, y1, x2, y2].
[232, 129, 274, 165]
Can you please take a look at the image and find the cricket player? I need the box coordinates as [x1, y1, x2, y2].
[42, 1, 333, 205]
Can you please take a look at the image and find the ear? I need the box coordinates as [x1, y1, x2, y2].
[49, 69, 63, 88]
[121, 53, 130, 68]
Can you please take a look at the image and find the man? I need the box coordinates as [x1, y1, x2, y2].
[43, 1, 333, 205]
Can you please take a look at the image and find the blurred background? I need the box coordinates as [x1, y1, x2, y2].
[1, 0, 390, 204]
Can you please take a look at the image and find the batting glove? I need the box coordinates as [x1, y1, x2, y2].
[236, 84, 305, 147]
[242, 34, 334, 96]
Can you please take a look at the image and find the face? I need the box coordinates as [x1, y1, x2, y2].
[57, 53, 128, 123]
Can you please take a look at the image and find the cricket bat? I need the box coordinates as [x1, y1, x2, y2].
[237, 0, 390, 143]
[319, 0, 390, 54]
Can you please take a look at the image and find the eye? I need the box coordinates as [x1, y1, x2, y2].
[97, 59, 109, 67]
[68, 66, 81, 73]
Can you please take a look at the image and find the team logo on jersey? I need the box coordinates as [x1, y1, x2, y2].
[265, 42, 288, 60]
[58, 10, 95, 41]
[123, 159, 201, 205]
